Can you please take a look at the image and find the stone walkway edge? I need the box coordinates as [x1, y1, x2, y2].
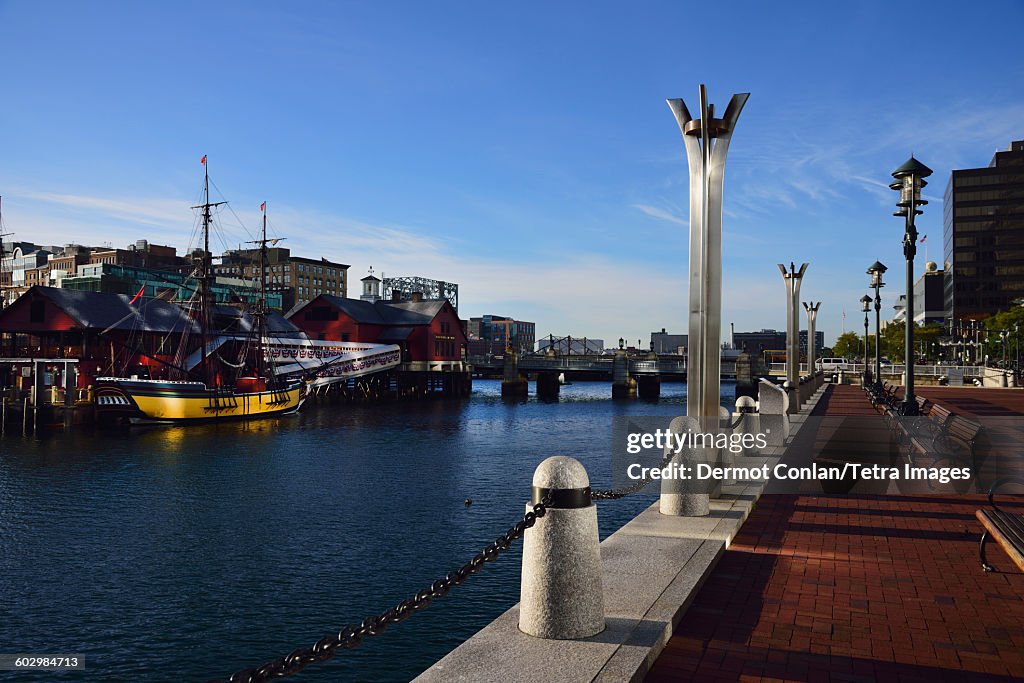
[414, 384, 829, 683]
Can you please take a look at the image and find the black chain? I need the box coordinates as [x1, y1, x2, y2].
[591, 449, 676, 500]
[210, 496, 552, 683]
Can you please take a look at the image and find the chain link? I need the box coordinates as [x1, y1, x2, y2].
[590, 448, 676, 500]
[210, 495, 552, 683]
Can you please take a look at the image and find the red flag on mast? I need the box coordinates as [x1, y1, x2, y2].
[200, 155, 207, 165]
[260, 201, 266, 212]
[128, 283, 146, 305]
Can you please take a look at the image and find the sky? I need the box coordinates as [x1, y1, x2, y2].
[1, 0, 1023, 348]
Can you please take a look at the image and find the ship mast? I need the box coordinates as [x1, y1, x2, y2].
[0, 196, 12, 311]
[192, 158, 225, 386]
[245, 203, 285, 383]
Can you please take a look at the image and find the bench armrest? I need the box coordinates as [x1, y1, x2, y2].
[989, 476, 1024, 512]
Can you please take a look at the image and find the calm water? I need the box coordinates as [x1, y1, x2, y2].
[0, 379, 736, 682]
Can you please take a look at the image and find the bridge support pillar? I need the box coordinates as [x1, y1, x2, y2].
[501, 351, 528, 398]
[611, 350, 636, 399]
[637, 374, 661, 400]
[536, 371, 560, 400]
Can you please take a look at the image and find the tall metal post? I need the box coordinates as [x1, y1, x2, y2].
[667, 86, 748, 424]
[891, 156, 931, 416]
[779, 263, 808, 392]
[863, 308, 870, 385]
[867, 261, 887, 393]
[663, 85, 748, 516]
[803, 301, 820, 377]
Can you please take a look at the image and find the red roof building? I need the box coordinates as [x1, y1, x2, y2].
[287, 293, 467, 368]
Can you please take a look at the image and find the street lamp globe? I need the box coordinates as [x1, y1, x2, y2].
[890, 156, 933, 212]
[868, 260, 887, 288]
[860, 294, 872, 313]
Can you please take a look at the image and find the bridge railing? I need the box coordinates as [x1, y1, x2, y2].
[769, 362, 987, 378]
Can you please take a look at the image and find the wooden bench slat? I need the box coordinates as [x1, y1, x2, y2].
[990, 510, 1024, 566]
[977, 509, 1024, 573]
[1001, 510, 1024, 546]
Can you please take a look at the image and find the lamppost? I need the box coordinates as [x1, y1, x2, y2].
[1001, 330, 1008, 367]
[1015, 323, 1020, 372]
[868, 261, 887, 392]
[890, 155, 932, 415]
[861, 295, 872, 386]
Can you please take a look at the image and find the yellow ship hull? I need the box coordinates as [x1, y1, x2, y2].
[94, 379, 306, 423]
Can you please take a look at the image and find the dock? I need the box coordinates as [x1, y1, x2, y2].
[418, 383, 1024, 682]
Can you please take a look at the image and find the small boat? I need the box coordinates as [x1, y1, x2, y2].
[94, 158, 306, 424]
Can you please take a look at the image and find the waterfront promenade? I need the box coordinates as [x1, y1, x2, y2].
[647, 384, 1024, 682]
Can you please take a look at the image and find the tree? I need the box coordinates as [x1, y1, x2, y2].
[981, 308, 1024, 365]
[832, 332, 862, 360]
[882, 321, 905, 359]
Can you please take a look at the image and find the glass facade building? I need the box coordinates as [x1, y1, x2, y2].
[944, 140, 1024, 321]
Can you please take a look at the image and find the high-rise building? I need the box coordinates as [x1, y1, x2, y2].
[944, 139, 1024, 322]
[216, 246, 348, 311]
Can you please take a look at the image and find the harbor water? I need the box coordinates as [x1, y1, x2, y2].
[0, 379, 737, 682]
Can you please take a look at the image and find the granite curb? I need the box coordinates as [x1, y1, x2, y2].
[415, 383, 829, 683]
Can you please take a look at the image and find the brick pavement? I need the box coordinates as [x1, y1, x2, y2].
[646, 385, 1024, 682]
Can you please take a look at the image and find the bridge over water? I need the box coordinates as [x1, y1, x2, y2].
[467, 354, 750, 382]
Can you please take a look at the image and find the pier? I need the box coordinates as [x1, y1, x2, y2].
[413, 381, 1024, 682]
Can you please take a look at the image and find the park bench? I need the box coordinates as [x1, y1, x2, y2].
[907, 412, 983, 469]
[869, 382, 900, 409]
[977, 477, 1024, 573]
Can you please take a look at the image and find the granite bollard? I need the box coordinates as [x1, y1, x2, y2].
[519, 456, 604, 639]
[660, 416, 712, 516]
[757, 378, 790, 447]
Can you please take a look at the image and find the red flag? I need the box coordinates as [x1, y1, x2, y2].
[260, 201, 266, 212]
[128, 284, 146, 305]
[200, 155, 207, 165]
[919, 234, 927, 244]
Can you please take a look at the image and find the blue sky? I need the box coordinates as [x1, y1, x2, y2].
[2, 0, 1023, 347]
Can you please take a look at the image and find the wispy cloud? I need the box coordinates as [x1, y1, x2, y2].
[632, 203, 688, 226]
[17, 190, 187, 229]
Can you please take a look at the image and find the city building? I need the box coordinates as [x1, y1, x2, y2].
[216, 246, 348, 311]
[914, 261, 946, 324]
[798, 330, 826, 354]
[650, 329, 687, 354]
[61, 262, 281, 310]
[733, 329, 786, 356]
[467, 314, 536, 355]
[733, 328, 821, 359]
[892, 294, 908, 324]
[383, 275, 458, 312]
[1, 240, 190, 305]
[944, 139, 1024, 322]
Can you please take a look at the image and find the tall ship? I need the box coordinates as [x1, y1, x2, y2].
[94, 158, 307, 423]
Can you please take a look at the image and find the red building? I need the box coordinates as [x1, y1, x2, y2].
[287, 293, 467, 367]
[0, 286, 197, 394]
[0, 286, 302, 393]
